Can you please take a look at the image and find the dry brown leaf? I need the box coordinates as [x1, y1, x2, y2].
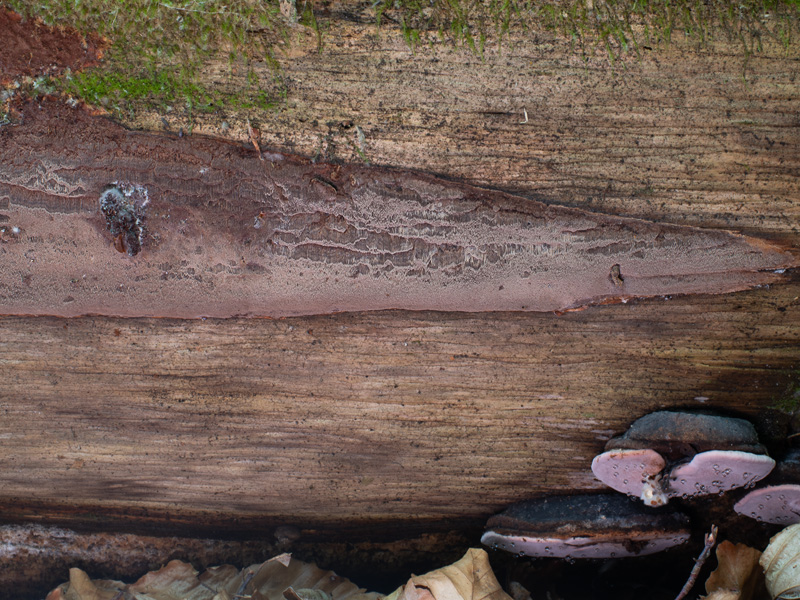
[243, 555, 379, 600]
[273, 553, 293, 567]
[705, 592, 744, 600]
[48, 555, 380, 600]
[385, 549, 511, 600]
[396, 580, 436, 600]
[761, 524, 800, 599]
[703, 541, 765, 600]
[128, 559, 209, 600]
[284, 587, 332, 600]
[63, 568, 124, 600]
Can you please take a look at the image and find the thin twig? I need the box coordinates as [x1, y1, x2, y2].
[247, 118, 263, 161]
[158, 2, 230, 16]
[674, 524, 718, 600]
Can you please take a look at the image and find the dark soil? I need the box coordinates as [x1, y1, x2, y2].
[0, 8, 105, 82]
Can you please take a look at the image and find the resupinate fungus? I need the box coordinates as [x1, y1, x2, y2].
[591, 411, 775, 506]
[481, 494, 690, 559]
[2, 99, 799, 319]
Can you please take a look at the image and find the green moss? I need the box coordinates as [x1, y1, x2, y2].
[4, 0, 288, 119]
[3, 0, 798, 121]
[299, 0, 325, 51]
[63, 71, 205, 109]
[375, 0, 800, 58]
[57, 66, 283, 116]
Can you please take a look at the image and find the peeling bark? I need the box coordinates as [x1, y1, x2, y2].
[0, 100, 795, 318]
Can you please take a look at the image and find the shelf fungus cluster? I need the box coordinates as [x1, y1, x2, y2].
[591, 411, 776, 507]
[483, 410, 788, 561]
[480, 494, 690, 559]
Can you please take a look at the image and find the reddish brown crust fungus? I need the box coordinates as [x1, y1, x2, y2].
[0, 100, 797, 318]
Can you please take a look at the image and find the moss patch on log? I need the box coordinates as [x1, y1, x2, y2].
[2, 0, 798, 123]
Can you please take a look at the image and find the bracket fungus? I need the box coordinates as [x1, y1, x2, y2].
[592, 412, 775, 506]
[481, 494, 690, 559]
[735, 450, 800, 525]
[589, 448, 668, 507]
[669, 450, 776, 498]
[734, 485, 800, 525]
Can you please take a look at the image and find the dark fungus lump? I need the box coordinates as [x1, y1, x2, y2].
[99, 186, 148, 256]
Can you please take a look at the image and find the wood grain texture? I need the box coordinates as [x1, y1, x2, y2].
[0, 7, 799, 548]
[1, 276, 798, 535]
[137, 8, 800, 243]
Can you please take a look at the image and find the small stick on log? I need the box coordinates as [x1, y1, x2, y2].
[674, 524, 718, 600]
[247, 118, 263, 160]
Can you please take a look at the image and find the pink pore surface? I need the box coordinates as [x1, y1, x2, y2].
[667, 450, 775, 499]
[481, 530, 689, 559]
[591, 449, 666, 499]
[734, 485, 800, 525]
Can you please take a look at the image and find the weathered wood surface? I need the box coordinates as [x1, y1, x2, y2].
[0, 9, 799, 542]
[1, 100, 795, 318]
[1, 276, 798, 535]
[148, 9, 800, 243]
